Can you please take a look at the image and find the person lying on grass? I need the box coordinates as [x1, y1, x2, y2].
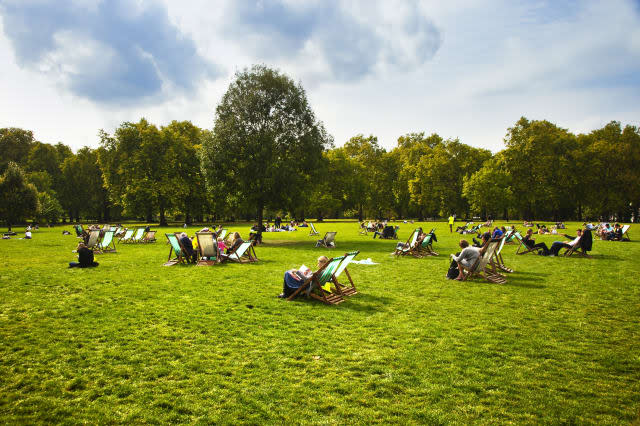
[450, 239, 480, 280]
[69, 242, 99, 268]
[278, 256, 329, 298]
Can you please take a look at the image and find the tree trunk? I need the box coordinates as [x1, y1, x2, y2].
[159, 203, 168, 227]
[146, 208, 152, 223]
[7, 222, 11, 232]
[103, 200, 110, 222]
[358, 204, 363, 222]
[256, 203, 263, 244]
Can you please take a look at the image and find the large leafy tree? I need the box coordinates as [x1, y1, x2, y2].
[100, 119, 182, 225]
[0, 128, 35, 173]
[0, 162, 39, 231]
[201, 65, 332, 231]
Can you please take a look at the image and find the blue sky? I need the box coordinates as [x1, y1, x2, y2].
[0, 0, 639, 152]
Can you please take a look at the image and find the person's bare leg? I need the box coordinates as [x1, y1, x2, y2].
[455, 261, 465, 280]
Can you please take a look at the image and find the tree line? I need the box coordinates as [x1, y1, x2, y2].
[1, 66, 639, 229]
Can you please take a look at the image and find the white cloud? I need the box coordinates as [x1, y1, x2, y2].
[0, 0, 639, 152]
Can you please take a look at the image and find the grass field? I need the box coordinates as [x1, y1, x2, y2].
[0, 221, 639, 424]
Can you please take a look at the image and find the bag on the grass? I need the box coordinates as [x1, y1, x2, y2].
[446, 252, 460, 279]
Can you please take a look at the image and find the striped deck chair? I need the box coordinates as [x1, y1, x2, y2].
[457, 240, 506, 284]
[225, 241, 258, 263]
[97, 230, 117, 253]
[514, 232, 537, 255]
[621, 225, 630, 241]
[73, 224, 84, 237]
[331, 251, 359, 296]
[287, 256, 345, 305]
[394, 228, 422, 257]
[142, 230, 156, 243]
[164, 233, 187, 266]
[86, 229, 101, 251]
[419, 229, 438, 256]
[217, 228, 228, 240]
[492, 233, 513, 273]
[196, 232, 219, 265]
[315, 232, 336, 248]
[309, 222, 319, 236]
[119, 229, 134, 243]
[131, 228, 146, 243]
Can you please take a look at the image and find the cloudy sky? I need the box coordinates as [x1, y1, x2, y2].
[1, 0, 639, 152]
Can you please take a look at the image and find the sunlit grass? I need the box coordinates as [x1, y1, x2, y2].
[0, 221, 639, 423]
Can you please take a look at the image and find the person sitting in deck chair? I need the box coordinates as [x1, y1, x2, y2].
[69, 242, 99, 268]
[179, 232, 197, 263]
[278, 256, 329, 298]
[373, 225, 394, 239]
[549, 229, 582, 256]
[522, 229, 550, 255]
[450, 240, 481, 281]
[472, 231, 491, 248]
[225, 232, 244, 254]
[611, 223, 623, 241]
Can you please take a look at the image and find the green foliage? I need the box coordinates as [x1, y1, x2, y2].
[201, 65, 332, 224]
[0, 128, 35, 173]
[0, 162, 39, 230]
[0, 222, 638, 423]
[36, 191, 63, 223]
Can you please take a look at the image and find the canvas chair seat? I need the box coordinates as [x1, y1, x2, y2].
[97, 230, 117, 253]
[331, 250, 360, 296]
[196, 232, 219, 265]
[225, 241, 258, 263]
[456, 240, 507, 284]
[316, 232, 337, 248]
[309, 223, 319, 236]
[164, 233, 188, 266]
[394, 228, 423, 257]
[119, 229, 134, 243]
[142, 230, 156, 243]
[287, 256, 345, 304]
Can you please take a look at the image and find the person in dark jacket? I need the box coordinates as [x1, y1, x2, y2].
[179, 232, 197, 263]
[522, 228, 550, 255]
[69, 242, 99, 268]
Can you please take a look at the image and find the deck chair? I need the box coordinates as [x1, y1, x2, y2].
[131, 228, 146, 243]
[119, 228, 134, 243]
[287, 256, 345, 305]
[164, 233, 188, 266]
[331, 251, 359, 296]
[358, 222, 368, 236]
[564, 230, 592, 258]
[142, 230, 156, 243]
[73, 224, 84, 237]
[457, 240, 506, 284]
[394, 228, 422, 257]
[309, 222, 319, 236]
[225, 241, 258, 263]
[316, 232, 337, 248]
[216, 228, 228, 240]
[514, 232, 538, 255]
[196, 232, 219, 265]
[465, 224, 481, 234]
[419, 229, 438, 256]
[492, 233, 513, 273]
[621, 225, 630, 241]
[97, 230, 117, 253]
[86, 229, 101, 251]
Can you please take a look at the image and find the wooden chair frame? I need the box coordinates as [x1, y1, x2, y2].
[287, 257, 345, 305]
[97, 230, 117, 253]
[309, 223, 319, 236]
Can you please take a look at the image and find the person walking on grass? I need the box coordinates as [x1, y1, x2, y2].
[448, 214, 455, 233]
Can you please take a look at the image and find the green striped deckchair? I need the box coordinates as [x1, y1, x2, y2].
[98, 230, 117, 253]
[119, 229, 134, 243]
[131, 228, 145, 243]
[394, 228, 422, 257]
[287, 256, 344, 305]
[164, 233, 186, 266]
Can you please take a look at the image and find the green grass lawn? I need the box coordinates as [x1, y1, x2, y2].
[1, 221, 639, 423]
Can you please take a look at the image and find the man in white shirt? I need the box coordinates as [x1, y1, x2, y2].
[549, 229, 582, 256]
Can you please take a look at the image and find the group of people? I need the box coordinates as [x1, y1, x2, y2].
[182, 228, 245, 262]
[595, 223, 625, 241]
